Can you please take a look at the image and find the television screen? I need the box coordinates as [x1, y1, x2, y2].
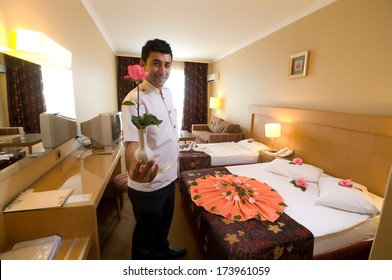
[80, 111, 122, 149]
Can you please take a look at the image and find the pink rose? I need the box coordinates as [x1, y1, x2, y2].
[291, 178, 308, 191]
[292, 157, 303, 165]
[339, 179, 352, 188]
[295, 178, 308, 188]
[124, 64, 148, 82]
[248, 138, 255, 143]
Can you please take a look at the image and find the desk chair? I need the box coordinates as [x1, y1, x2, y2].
[111, 173, 128, 219]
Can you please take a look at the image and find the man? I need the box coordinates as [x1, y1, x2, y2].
[121, 39, 187, 260]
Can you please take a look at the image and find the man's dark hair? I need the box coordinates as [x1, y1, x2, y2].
[141, 39, 173, 62]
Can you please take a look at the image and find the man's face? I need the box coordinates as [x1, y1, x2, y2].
[141, 51, 172, 90]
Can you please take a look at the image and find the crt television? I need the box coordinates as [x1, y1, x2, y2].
[40, 112, 77, 149]
[80, 111, 122, 149]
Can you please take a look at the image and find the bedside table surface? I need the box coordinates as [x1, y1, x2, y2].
[259, 150, 294, 162]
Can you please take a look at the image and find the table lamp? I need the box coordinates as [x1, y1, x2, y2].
[265, 123, 281, 152]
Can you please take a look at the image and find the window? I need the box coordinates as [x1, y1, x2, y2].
[165, 61, 184, 130]
[41, 65, 76, 118]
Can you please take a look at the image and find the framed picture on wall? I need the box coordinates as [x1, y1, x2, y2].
[288, 50, 309, 78]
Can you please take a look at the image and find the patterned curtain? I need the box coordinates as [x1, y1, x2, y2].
[182, 62, 208, 131]
[116, 56, 140, 111]
[3, 54, 46, 133]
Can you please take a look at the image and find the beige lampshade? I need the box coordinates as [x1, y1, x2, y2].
[209, 97, 221, 109]
[265, 123, 281, 138]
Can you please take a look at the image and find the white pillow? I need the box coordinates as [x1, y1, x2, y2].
[237, 139, 269, 153]
[264, 158, 323, 182]
[316, 177, 380, 215]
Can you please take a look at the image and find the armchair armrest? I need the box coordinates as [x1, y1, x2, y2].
[191, 124, 209, 131]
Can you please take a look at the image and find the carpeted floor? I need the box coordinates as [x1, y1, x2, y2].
[97, 182, 204, 260]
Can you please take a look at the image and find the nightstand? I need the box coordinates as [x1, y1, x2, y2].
[259, 150, 294, 162]
[259, 150, 278, 162]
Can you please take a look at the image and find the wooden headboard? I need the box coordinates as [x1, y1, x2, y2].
[249, 105, 392, 197]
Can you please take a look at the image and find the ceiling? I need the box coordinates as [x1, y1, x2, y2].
[81, 0, 336, 62]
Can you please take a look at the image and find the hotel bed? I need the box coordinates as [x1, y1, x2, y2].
[179, 139, 269, 171]
[179, 105, 392, 259]
[180, 162, 382, 259]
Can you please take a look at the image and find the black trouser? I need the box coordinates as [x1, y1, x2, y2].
[127, 181, 176, 260]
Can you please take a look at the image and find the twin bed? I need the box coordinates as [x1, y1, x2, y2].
[179, 105, 392, 259]
[179, 139, 268, 171]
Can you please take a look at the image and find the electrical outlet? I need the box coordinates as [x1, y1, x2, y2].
[55, 150, 61, 160]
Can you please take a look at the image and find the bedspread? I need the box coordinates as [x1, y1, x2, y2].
[179, 151, 211, 172]
[180, 167, 314, 259]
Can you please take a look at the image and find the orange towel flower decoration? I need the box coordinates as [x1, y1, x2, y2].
[190, 174, 286, 222]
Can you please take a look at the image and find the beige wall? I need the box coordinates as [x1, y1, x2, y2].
[1, 0, 118, 124]
[210, 0, 392, 136]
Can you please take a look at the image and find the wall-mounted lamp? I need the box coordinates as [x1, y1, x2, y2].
[3, 28, 72, 68]
[265, 123, 281, 152]
[209, 97, 221, 109]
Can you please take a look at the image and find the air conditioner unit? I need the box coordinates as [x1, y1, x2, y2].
[207, 72, 220, 82]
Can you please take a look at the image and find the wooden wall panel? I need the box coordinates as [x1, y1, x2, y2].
[249, 105, 392, 197]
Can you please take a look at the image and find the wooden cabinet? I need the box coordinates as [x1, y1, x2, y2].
[259, 150, 278, 162]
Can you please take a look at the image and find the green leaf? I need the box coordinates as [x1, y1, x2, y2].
[238, 188, 246, 197]
[122, 100, 136, 106]
[131, 113, 163, 129]
[234, 215, 242, 220]
[193, 194, 201, 200]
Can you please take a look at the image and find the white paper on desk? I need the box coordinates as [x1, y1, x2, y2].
[66, 193, 93, 203]
[3, 188, 74, 212]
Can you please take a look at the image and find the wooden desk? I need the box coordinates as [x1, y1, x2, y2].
[2, 143, 122, 259]
[0, 133, 42, 154]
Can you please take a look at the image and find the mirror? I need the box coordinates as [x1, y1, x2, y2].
[0, 53, 76, 180]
